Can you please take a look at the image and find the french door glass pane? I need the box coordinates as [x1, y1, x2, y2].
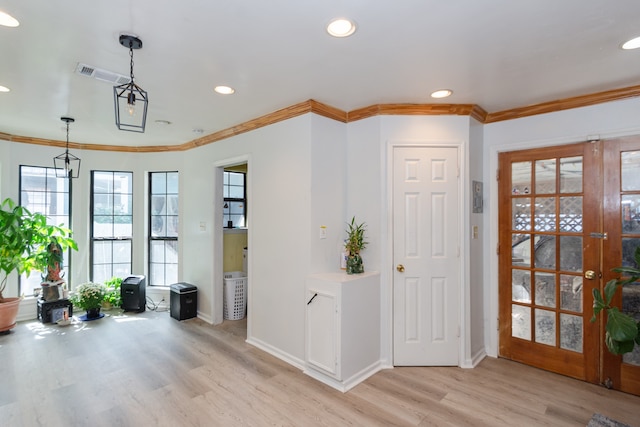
[560, 313, 583, 353]
[534, 273, 555, 308]
[534, 197, 556, 231]
[512, 161, 531, 195]
[535, 309, 556, 346]
[560, 236, 582, 272]
[560, 274, 583, 312]
[512, 304, 531, 340]
[512, 270, 531, 303]
[535, 159, 556, 194]
[622, 195, 640, 233]
[560, 197, 583, 232]
[560, 156, 583, 193]
[512, 198, 531, 231]
[512, 234, 531, 267]
[621, 151, 640, 191]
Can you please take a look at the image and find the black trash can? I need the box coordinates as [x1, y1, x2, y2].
[121, 275, 146, 312]
[170, 283, 197, 320]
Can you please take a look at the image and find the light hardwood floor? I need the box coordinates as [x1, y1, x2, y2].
[1, 309, 639, 427]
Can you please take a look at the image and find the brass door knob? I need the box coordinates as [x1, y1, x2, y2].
[585, 270, 596, 280]
[397, 264, 405, 273]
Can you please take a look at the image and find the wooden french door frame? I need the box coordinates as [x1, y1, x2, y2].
[602, 137, 640, 395]
[499, 137, 640, 395]
[498, 141, 601, 384]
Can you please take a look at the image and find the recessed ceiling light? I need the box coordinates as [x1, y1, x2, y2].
[0, 85, 10, 93]
[430, 89, 453, 99]
[214, 85, 235, 95]
[0, 10, 19, 27]
[622, 36, 640, 50]
[155, 120, 171, 125]
[327, 18, 356, 38]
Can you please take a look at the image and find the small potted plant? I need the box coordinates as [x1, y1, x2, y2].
[345, 216, 368, 274]
[71, 282, 106, 320]
[102, 276, 122, 310]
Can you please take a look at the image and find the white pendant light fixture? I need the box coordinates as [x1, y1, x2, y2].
[114, 34, 148, 133]
[54, 117, 81, 179]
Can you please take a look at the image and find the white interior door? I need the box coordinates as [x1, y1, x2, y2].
[393, 146, 460, 366]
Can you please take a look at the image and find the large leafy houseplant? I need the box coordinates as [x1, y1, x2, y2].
[102, 276, 123, 309]
[592, 246, 640, 355]
[0, 197, 78, 303]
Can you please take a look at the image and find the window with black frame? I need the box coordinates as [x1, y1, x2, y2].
[149, 171, 179, 286]
[19, 165, 71, 295]
[223, 171, 246, 228]
[90, 171, 133, 283]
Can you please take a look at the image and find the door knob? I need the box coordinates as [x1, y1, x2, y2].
[397, 264, 405, 273]
[584, 270, 596, 280]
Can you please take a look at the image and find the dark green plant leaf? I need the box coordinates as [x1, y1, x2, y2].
[603, 279, 618, 305]
[591, 288, 605, 322]
[606, 308, 639, 342]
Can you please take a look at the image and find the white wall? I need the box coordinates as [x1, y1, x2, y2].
[2, 109, 494, 374]
[482, 97, 640, 357]
[347, 114, 477, 366]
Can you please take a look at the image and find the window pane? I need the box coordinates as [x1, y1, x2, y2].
[167, 172, 179, 193]
[151, 173, 167, 194]
[149, 172, 179, 286]
[93, 241, 113, 264]
[113, 241, 132, 264]
[151, 195, 166, 215]
[19, 166, 71, 294]
[167, 195, 179, 215]
[91, 171, 133, 281]
[228, 185, 244, 199]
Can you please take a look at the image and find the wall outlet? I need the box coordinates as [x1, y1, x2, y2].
[319, 226, 327, 239]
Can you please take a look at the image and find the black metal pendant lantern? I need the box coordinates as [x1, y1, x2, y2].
[54, 117, 81, 178]
[114, 34, 148, 133]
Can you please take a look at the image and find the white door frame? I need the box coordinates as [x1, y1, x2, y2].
[213, 155, 251, 334]
[384, 140, 470, 368]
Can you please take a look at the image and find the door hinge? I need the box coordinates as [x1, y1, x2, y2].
[496, 244, 500, 255]
[457, 326, 460, 338]
[496, 168, 500, 182]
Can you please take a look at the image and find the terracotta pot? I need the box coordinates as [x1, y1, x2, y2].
[0, 297, 21, 332]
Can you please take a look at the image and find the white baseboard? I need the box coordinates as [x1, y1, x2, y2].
[245, 336, 305, 371]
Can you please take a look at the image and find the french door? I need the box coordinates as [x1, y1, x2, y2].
[498, 138, 640, 396]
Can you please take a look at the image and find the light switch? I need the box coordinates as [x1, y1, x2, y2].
[200, 221, 206, 231]
[472, 225, 478, 239]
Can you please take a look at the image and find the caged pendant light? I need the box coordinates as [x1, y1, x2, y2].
[113, 34, 148, 132]
[54, 117, 81, 178]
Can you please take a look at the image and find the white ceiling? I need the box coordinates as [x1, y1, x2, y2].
[1, 0, 640, 147]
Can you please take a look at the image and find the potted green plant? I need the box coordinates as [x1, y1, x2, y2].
[102, 276, 122, 310]
[71, 282, 106, 319]
[345, 216, 367, 274]
[0, 198, 78, 332]
[592, 246, 640, 355]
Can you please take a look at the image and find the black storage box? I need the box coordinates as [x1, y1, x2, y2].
[121, 275, 146, 312]
[170, 283, 197, 320]
[37, 298, 73, 323]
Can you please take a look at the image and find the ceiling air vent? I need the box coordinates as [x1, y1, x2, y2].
[75, 63, 130, 85]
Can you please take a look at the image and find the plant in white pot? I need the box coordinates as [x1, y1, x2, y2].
[0, 198, 78, 332]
